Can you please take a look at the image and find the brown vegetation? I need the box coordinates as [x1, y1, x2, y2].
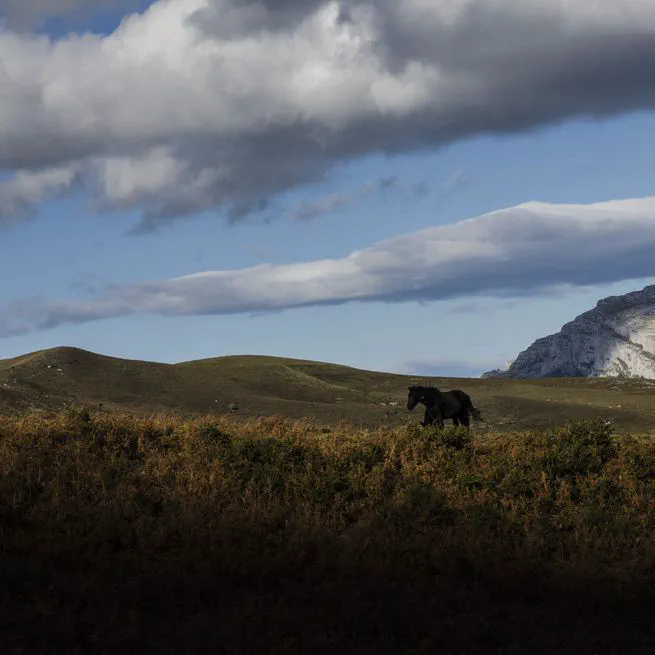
[2, 409, 655, 653]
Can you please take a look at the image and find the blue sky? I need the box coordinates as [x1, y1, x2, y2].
[1, 0, 655, 376]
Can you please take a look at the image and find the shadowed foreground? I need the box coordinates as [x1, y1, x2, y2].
[2, 410, 655, 653]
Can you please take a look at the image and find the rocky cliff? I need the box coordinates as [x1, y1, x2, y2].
[482, 284, 655, 379]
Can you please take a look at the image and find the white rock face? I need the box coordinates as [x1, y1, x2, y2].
[480, 359, 514, 379]
[482, 285, 655, 379]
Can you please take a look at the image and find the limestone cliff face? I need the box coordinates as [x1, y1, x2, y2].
[482, 285, 655, 379]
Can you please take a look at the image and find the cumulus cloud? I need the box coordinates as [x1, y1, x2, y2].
[0, 0, 654, 229]
[0, 165, 79, 222]
[2, 195, 655, 336]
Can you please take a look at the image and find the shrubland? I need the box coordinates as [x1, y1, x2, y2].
[2, 409, 655, 653]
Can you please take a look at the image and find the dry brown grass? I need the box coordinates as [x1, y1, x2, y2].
[2, 408, 655, 653]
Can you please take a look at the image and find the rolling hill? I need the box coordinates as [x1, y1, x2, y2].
[2, 346, 655, 432]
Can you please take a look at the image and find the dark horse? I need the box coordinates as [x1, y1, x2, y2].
[407, 385, 483, 428]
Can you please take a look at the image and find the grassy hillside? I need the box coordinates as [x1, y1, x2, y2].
[2, 346, 655, 432]
[2, 411, 655, 653]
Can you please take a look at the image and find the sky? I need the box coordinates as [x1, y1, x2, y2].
[1, 0, 655, 377]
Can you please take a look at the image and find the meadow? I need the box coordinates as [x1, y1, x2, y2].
[2, 407, 655, 653]
[4, 347, 655, 435]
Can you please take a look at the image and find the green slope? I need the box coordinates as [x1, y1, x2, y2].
[2, 346, 655, 432]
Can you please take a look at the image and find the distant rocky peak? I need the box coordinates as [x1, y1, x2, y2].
[482, 284, 655, 379]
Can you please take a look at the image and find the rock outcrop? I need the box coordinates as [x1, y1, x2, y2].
[482, 285, 655, 379]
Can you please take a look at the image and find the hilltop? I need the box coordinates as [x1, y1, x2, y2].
[0, 346, 409, 421]
[2, 346, 655, 432]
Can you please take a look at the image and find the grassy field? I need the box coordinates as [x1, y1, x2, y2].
[3, 347, 655, 652]
[2, 409, 655, 653]
[3, 346, 655, 434]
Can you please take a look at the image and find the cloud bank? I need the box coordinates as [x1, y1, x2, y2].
[1, 0, 655, 230]
[2, 195, 655, 336]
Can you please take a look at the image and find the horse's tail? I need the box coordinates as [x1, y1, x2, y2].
[466, 393, 483, 422]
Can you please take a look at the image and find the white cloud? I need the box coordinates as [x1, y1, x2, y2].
[2, 194, 655, 335]
[92, 147, 183, 205]
[0, 0, 654, 229]
[0, 165, 78, 221]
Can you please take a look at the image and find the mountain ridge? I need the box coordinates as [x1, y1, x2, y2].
[483, 284, 655, 379]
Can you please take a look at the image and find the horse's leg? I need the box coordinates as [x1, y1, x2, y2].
[442, 394, 461, 428]
[421, 407, 432, 427]
[460, 413, 470, 428]
[425, 402, 444, 428]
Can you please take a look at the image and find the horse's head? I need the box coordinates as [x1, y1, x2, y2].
[407, 385, 424, 410]
[407, 385, 437, 410]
